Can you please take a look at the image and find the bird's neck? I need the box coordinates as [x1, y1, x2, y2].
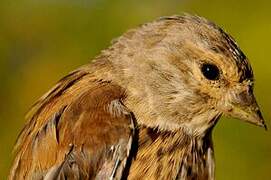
[128, 126, 215, 180]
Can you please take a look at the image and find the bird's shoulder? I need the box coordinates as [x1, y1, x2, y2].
[9, 69, 136, 180]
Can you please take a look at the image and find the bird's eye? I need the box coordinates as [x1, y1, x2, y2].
[201, 63, 220, 80]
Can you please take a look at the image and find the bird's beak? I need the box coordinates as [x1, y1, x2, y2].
[219, 87, 267, 130]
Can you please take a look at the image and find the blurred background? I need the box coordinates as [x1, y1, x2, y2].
[0, 0, 270, 179]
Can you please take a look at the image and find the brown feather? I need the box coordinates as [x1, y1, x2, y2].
[9, 76, 135, 179]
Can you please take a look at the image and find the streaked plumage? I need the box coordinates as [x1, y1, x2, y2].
[9, 14, 266, 180]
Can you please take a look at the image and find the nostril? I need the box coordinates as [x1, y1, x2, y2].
[238, 91, 252, 105]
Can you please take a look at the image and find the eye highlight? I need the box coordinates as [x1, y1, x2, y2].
[201, 63, 220, 80]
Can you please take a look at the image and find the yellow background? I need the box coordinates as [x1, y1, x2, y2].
[0, 0, 270, 179]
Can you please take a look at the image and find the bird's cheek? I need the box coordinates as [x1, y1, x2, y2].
[217, 90, 267, 129]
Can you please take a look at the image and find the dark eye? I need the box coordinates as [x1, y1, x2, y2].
[201, 63, 220, 80]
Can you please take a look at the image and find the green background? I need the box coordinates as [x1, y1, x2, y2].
[0, 0, 270, 179]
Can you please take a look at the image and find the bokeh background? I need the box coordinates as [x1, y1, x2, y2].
[0, 0, 270, 179]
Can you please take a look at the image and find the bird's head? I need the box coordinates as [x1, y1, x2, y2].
[108, 15, 266, 136]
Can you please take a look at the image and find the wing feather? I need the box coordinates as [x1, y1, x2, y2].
[9, 71, 136, 180]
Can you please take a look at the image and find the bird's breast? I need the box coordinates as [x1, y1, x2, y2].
[127, 127, 214, 180]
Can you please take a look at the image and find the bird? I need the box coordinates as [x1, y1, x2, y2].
[9, 14, 266, 180]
